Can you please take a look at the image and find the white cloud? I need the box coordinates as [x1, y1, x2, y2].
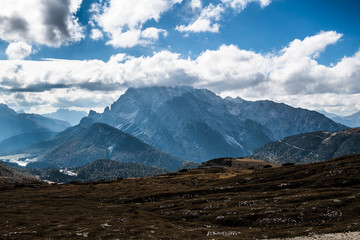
[6, 41, 33, 60]
[176, 4, 223, 33]
[91, 0, 181, 48]
[190, 0, 202, 10]
[0, 0, 84, 47]
[141, 27, 168, 40]
[90, 29, 103, 41]
[222, 0, 271, 11]
[1, 31, 360, 115]
[176, 0, 271, 34]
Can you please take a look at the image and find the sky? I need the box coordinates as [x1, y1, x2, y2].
[0, 0, 359, 116]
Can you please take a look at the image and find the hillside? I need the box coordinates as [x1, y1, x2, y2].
[0, 162, 40, 185]
[12, 159, 167, 183]
[251, 127, 360, 164]
[88, 86, 345, 162]
[37, 122, 184, 171]
[0, 154, 359, 239]
[76, 159, 166, 181]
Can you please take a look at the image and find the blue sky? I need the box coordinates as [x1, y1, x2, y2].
[0, 0, 359, 115]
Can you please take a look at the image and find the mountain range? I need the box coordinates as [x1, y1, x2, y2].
[0, 86, 351, 170]
[321, 110, 360, 128]
[251, 127, 360, 164]
[26, 119, 184, 171]
[88, 86, 347, 162]
[0, 104, 71, 150]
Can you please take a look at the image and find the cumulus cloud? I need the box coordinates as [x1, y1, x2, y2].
[176, 0, 271, 33]
[6, 41, 33, 60]
[90, 28, 103, 41]
[0, 31, 360, 115]
[90, 0, 181, 48]
[0, 0, 84, 47]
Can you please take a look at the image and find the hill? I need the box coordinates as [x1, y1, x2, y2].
[88, 86, 345, 162]
[201, 157, 279, 169]
[76, 159, 166, 181]
[0, 162, 40, 185]
[37, 122, 184, 171]
[251, 127, 360, 164]
[12, 159, 167, 183]
[0, 154, 359, 239]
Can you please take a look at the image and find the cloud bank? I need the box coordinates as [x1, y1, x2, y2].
[0, 31, 359, 115]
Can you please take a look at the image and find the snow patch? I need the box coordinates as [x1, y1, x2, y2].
[60, 169, 77, 176]
[224, 134, 244, 149]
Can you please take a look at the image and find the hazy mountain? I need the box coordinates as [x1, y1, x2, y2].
[0, 104, 71, 143]
[43, 109, 87, 126]
[326, 111, 360, 128]
[251, 127, 360, 164]
[0, 129, 57, 154]
[88, 86, 346, 162]
[36, 121, 184, 171]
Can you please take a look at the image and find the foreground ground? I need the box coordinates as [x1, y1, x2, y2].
[0, 155, 359, 239]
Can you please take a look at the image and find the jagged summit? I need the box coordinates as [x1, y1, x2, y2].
[87, 86, 345, 162]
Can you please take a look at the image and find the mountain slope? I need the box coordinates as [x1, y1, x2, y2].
[88, 86, 346, 162]
[251, 127, 360, 164]
[88, 87, 272, 161]
[224, 98, 347, 140]
[0, 129, 57, 154]
[38, 122, 184, 171]
[0, 104, 71, 143]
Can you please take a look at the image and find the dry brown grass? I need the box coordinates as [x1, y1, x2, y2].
[0, 155, 359, 239]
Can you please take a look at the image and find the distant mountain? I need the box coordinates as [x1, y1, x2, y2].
[43, 109, 87, 126]
[0, 129, 57, 154]
[87, 86, 346, 162]
[327, 111, 360, 128]
[224, 98, 347, 140]
[0, 104, 71, 143]
[251, 127, 360, 164]
[36, 121, 184, 171]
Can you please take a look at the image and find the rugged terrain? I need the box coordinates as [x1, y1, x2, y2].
[88, 86, 345, 162]
[1, 154, 359, 239]
[251, 127, 360, 164]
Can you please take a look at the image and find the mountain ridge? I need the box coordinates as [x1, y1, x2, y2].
[251, 127, 360, 164]
[87, 86, 346, 162]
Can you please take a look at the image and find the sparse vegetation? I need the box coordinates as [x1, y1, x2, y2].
[1, 154, 359, 239]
